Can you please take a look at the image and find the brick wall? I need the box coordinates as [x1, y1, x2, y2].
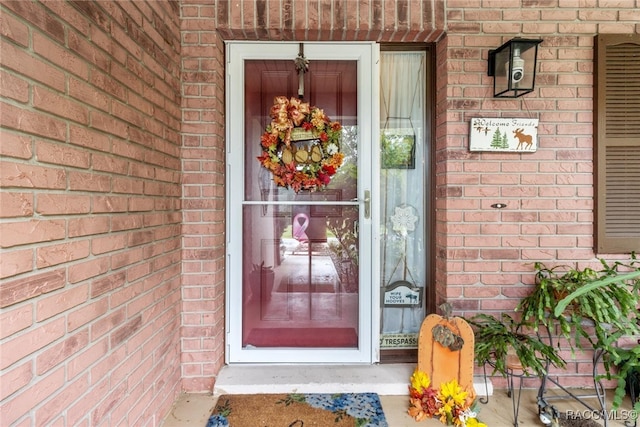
[1, 1, 183, 425]
[440, 0, 639, 300]
[180, 0, 227, 392]
[439, 0, 639, 388]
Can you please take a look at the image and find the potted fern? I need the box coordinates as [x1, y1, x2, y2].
[517, 259, 640, 354]
[469, 255, 640, 415]
[550, 261, 640, 413]
[467, 312, 565, 378]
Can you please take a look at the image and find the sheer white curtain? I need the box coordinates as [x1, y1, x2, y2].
[379, 52, 427, 335]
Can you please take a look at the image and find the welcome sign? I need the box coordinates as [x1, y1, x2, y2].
[469, 117, 539, 152]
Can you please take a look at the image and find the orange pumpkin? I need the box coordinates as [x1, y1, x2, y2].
[417, 304, 475, 398]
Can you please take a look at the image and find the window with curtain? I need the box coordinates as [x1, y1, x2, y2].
[379, 50, 429, 355]
[594, 34, 640, 253]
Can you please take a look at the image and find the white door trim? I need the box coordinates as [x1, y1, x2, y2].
[225, 41, 380, 364]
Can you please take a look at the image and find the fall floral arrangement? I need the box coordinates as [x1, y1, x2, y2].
[257, 96, 344, 192]
[408, 370, 486, 427]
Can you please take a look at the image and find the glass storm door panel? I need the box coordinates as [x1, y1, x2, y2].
[226, 43, 376, 364]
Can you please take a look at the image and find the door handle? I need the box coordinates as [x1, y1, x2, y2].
[351, 191, 371, 219]
[363, 190, 370, 219]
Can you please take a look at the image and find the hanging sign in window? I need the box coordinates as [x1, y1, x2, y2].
[382, 281, 423, 308]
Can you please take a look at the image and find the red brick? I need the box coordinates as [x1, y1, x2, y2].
[110, 315, 142, 347]
[126, 263, 151, 282]
[0, 8, 30, 46]
[32, 32, 90, 81]
[111, 139, 146, 163]
[0, 367, 65, 425]
[0, 40, 65, 92]
[36, 193, 91, 216]
[67, 300, 109, 334]
[130, 197, 155, 212]
[4, 98, 70, 140]
[32, 85, 89, 125]
[68, 79, 110, 114]
[0, 248, 34, 279]
[67, 337, 108, 379]
[129, 230, 154, 247]
[0, 131, 33, 160]
[92, 153, 129, 175]
[0, 269, 65, 309]
[92, 195, 128, 213]
[65, 375, 108, 425]
[68, 170, 111, 192]
[36, 284, 89, 322]
[92, 112, 130, 142]
[112, 176, 144, 194]
[110, 214, 142, 233]
[111, 99, 145, 129]
[0, 361, 33, 401]
[35, 140, 91, 169]
[1, 0, 186, 421]
[90, 271, 126, 298]
[0, 219, 66, 249]
[109, 275, 144, 307]
[1, 69, 29, 103]
[67, 257, 110, 284]
[0, 161, 67, 190]
[90, 308, 126, 342]
[0, 192, 34, 218]
[129, 162, 155, 180]
[91, 234, 127, 255]
[91, 381, 127, 425]
[34, 373, 90, 427]
[0, 317, 66, 370]
[36, 329, 89, 376]
[0, 304, 33, 340]
[68, 216, 110, 237]
[36, 240, 90, 269]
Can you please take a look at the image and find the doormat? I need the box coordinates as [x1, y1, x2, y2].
[207, 393, 388, 427]
[277, 276, 338, 293]
[245, 328, 358, 347]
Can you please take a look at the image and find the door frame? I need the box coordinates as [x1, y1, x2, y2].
[225, 41, 380, 364]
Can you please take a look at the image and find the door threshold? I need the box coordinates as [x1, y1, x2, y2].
[213, 363, 493, 396]
[213, 363, 413, 395]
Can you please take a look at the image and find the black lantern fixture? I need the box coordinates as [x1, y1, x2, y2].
[488, 38, 543, 98]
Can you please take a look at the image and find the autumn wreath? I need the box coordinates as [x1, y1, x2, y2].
[257, 96, 344, 192]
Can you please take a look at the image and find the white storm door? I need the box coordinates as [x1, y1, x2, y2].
[226, 42, 379, 364]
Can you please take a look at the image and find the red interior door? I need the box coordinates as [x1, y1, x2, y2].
[241, 59, 359, 349]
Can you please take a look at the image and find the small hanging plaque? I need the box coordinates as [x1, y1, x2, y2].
[469, 117, 539, 152]
[382, 280, 423, 308]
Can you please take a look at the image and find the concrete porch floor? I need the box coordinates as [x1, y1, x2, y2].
[162, 364, 635, 427]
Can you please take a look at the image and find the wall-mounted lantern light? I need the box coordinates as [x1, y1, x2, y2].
[488, 38, 543, 98]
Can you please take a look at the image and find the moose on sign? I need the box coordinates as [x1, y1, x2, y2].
[513, 128, 533, 150]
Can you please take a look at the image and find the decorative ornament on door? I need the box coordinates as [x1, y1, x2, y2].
[257, 96, 344, 192]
